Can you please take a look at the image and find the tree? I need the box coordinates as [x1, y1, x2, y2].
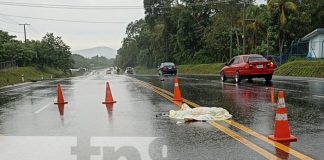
[267, 0, 297, 63]
[117, 0, 321, 68]
[0, 30, 73, 71]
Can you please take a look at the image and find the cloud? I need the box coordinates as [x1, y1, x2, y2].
[0, 0, 144, 50]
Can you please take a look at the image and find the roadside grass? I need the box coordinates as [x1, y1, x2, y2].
[134, 66, 158, 75]
[177, 63, 224, 75]
[275, 60, 324, 78]
[134, 60, 324, 78]
[0, 67, 72, 88]
[135, 63, 224, 75]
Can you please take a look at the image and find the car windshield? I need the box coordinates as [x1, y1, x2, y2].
[248, 56, 268, 62]
[163, 63, 175, 67]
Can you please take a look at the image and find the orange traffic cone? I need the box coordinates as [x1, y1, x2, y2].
[271, 87, 275, 104]
[105, 104, 114, 121]
[173, 77, 183, 102]
[58, 103, 65, 117]
[268, 91, 297, 141]
[102, 82, 116, 104]
[275, 141, 291, 159]
[54, 84, 68, 104]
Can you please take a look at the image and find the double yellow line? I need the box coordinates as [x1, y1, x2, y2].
[132, 77, 313, 160]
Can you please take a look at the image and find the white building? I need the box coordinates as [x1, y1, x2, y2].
[302, 28, 324, 58]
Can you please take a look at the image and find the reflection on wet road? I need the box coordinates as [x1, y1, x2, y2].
[134, 74, 324, 159]
[0, 71, 323, 159]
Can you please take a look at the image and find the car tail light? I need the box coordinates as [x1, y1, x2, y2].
[249, 63, 253, 69]
[244, 63, 253, 69]
[267, 62, 274, 69]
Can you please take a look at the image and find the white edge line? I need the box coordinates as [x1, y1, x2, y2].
[0, 78, 68, 94]
[34, 102, 53, 114]
[313, 95, 324, 99]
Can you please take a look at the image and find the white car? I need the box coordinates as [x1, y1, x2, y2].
[124, 67, 134, 74]
[106, 68, 112, 74]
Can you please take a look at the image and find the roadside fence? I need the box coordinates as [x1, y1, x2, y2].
[0, 60, 17, 70]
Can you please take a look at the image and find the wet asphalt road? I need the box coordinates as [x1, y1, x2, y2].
[0, 71, 323, 160]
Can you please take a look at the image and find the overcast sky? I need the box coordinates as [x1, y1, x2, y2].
[0, 0, 266, 51]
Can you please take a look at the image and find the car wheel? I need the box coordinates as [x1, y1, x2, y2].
[265, 75, 272, 81]
[235, 71, 241, 83]
[248, 77, 253, 82]
[220, 71, 226, 82]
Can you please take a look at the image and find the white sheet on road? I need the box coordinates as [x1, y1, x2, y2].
[169, 103, 232, 121]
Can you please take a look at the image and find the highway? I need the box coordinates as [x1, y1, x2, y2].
[0, 71, 323, 160]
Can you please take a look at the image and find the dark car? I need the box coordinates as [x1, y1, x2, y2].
[220, 54, 275, 83]
[158, 62, 177, 76]
[106, 68, 112, 74]
[125, 67, 134, 74]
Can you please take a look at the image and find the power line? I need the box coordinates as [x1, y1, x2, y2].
[0, 0, 233, 10]
[0, 17, 17, 25]
[19, 23, 30, 43]
[0, 27, 23, 33]
[0, 15, 19, 25]
[0, 13, 128, 24]
[0, 1, 144, 10]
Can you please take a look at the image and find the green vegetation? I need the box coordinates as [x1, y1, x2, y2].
[275, 60, 324, 77]
[0, 31, 93, 88]
[71, 54, 114, 69]
[135, 63, 224, 75]
[135, 60, 324, 78]
[177, 63, 224, 74]
[134, 66, 157, 74]
[116, 0, 323, 69]
[0, 31, 73, 71]
[0, 67, 74, 88]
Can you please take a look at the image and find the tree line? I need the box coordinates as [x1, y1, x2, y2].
[71, 54, 115, 69]
[116, 0, 324, 69]
[0, 31, 113, 71]
[0, 31, 73, 72]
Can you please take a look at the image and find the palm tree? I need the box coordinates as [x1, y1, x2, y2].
[267, 0, 297, 64]
[246, 5, 263, 52]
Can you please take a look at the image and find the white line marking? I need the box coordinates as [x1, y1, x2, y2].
[0, 85, 33, 94]
[0, 81, 48, 94]
[34, 102, 53, 114]
[0, 78, 68, 94]
[313, 95, 324, 99]
[308, 80, 324, 83]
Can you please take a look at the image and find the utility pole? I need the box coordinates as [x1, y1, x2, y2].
[19, 23, 30, 43]
[230, 28, 233, 59]
[242, 0, 246, 55]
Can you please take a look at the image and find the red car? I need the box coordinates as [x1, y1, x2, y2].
[220, 54, 275, 83]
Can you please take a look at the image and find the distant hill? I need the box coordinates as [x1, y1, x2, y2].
[72, 46, 117, 59]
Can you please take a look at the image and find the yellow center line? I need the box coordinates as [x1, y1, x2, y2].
[133, 78, 281, 160]
[209, 122, 280, 160]
[132, 77, 313, 160]
[224, 120, 313, 160]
